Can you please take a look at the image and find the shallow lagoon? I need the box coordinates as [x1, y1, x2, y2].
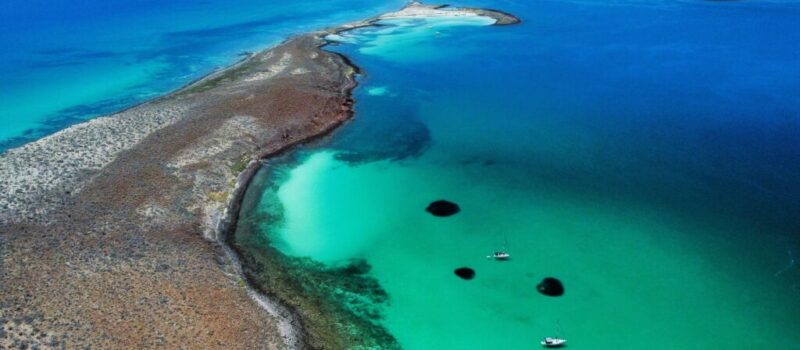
[244, 1, 800, 348]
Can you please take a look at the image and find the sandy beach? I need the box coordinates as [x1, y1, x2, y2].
[0, 3, 518, 349]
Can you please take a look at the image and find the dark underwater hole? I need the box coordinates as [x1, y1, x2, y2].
[454, 267, 475, 280]
[537, 277, 564, 296]
[426, 200, 460, 217]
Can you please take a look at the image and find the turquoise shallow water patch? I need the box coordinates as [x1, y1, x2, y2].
[273, 151, 405, 262]
[367, 86, 390, 96]
[249, 1, 800, 348]
[329, 16, 496, 63]
[267, 147, 798, 349]
[0, 59, 163, 142]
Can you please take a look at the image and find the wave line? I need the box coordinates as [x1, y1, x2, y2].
[774, 247, 798, 277]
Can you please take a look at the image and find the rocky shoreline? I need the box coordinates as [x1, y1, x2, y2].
[0, 3, 518, 349]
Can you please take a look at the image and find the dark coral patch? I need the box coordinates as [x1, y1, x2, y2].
[537, 277, 564, 296]
[340, 259, 372, 276]
[454, 267, 475, 280]
[426, 200, 460, 217]
[333, 112, 431, 164]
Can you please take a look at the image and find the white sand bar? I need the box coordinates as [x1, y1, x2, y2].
[379, 2, 490, 21]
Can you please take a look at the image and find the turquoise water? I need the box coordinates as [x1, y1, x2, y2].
[244, 1, 800, 349]
[0, 0, 405, 151]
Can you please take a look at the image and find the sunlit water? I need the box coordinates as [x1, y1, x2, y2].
[244, 1, 800, 349]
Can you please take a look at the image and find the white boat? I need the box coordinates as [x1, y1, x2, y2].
[540, 337, 567, 348]
[487, 251, 511, 260]
[487, 234, 511, 260]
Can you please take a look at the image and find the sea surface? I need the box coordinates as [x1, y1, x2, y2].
[0, 0, 405, 151]
[7, 0, 800, 348]
[238, 0, 800, 349]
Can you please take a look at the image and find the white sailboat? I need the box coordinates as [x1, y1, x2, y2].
[540, 321, 567, 348]
[540, 337, 566, 348]
[487, 234, 511, 260]
[488, 251, 511, 260]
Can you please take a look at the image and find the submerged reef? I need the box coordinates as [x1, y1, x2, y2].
[334, 115, 431, 164]
[232, 193, 400, 349]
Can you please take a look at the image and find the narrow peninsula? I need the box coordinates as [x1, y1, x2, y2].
[0, 3, 519, 349]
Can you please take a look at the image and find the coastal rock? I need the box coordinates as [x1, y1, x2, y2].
[454, 267, 475, 280]
[426, 200, 460, 217]
[537, 277, 565, 296]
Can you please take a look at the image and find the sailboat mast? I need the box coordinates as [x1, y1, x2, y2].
[556, 320, 565, 338]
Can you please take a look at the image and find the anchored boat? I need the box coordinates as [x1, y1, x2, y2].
[488, 233, 511, 260]
[541, 321, 567, 347]
[540, 337, 567, 348]
[487, 251, 511, 260]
